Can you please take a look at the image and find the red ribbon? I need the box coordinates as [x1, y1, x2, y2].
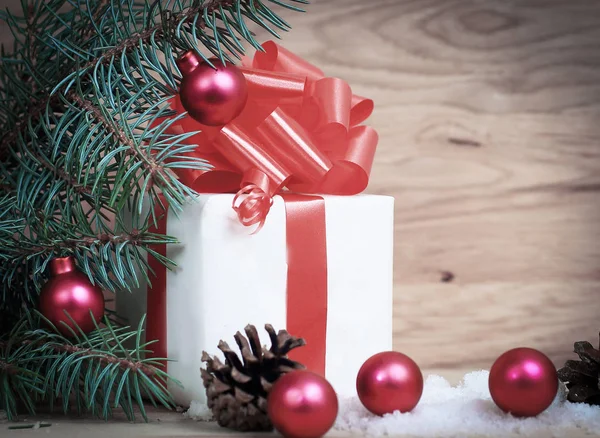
[146, 42, 378, 379]
[146, 204, 168, 364]
[282, 195, 327, 371]
[162, 40, 378, 230]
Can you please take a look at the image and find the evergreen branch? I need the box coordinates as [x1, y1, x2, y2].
[33, 149, 94, 197]
[79, 0, 111, 41]
[0, 96, 55, 161]
[4, 230, 146, 258]
[68, 92, 174, 191]
[80, 0, 238, 75]
[0, 313, 178, 421]
[0, 2, 191, 156]
[0, 321, 45, 420]
[54, 344, 157, 378]
[0, 0, 306, 417]
[1, 223, 176, 295]
[0, 0, 69, 159]
[0, 340, 158, 378]
[17, 1, 43, 93]
[0, 0, 304, 158]
[0, 100, 95, 204]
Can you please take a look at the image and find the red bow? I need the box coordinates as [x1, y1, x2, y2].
[163, 41, 378, 229]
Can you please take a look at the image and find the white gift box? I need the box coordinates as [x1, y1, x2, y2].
[118, 193, 394, 407]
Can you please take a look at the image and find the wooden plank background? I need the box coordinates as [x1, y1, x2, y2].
[1, 0, 599, 378]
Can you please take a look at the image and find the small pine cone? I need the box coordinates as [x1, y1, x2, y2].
[557, 332, 600, 406]
[201, 324, 306, 431]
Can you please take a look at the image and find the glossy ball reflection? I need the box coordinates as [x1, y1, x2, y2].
[267, 370, 338, 438]
[38, 256, 105, 335]
[356, 351, 423, 415]
[489, 347, 558, 417]
[176, 51, 248, 126]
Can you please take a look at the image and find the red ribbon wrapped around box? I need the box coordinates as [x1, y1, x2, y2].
[147, 41, 378, 375]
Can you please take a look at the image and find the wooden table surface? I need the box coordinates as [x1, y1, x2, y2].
[1, 1, 599, 435]
[3, 408, 599, 438]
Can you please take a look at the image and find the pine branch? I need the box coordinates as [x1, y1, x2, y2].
[0, 0, 306, 157]
[34, 150, 94, 198]
[54, 344, 157, 378]
[0, 341, 158, 378]
[0, 0, 306, 221]
[19, 1, 43, 93]
[68, 92, 175, 193]
[0, 320, 46, 420]
[5, 230, 146, 258]
[0, 1, 306, 415]
[0, 188, 173, 305]
[0, 2, 175, 155]
[0, 0, 307, 421]
[1, 219, 177, 299]
[0, 313, 178, 421]
[0, 0, 69, 159]
[59, 0, 240, 82]
[79, 0, 111, 42]
[0, 96, 56, 161]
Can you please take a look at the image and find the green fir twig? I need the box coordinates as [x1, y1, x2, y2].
[0, 312, 177, 421]
[0, 0, 305, 418]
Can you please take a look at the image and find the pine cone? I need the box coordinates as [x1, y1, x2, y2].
[200, 324, 306, 431]
[557, 332, 600, 406]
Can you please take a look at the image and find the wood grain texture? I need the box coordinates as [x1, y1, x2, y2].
[1, 0, 599, 379]
[261, 0, 600, 374]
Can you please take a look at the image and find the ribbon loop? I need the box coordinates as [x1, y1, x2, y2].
[233, 184, 273, 233]
[256, 108, 332, 188]
[160, 41, 379, 228]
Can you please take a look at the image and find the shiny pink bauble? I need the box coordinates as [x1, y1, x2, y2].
[38, 256, 105, 335]
[176, 51, 248, 126]
[356, 351, 423, 415]
[489, 347, 558, 417]
[268, 370, 338, 438]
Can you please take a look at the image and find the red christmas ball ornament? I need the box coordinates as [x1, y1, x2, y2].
[268, 370, 338, 438]
[176, 50, 248, 126]
[489, 347, 558, 417]
[356, 351, 423, 416]
[38, 256, 105, 335]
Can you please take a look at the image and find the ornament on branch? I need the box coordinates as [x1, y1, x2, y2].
[177, 51, 248, 126]
[356, 351, 424, 415]
[268, 370, 338, 438]
[558, 332, 600, 406]
[200, 324, 306, 431]
[489, 347, 558, 417]
[38, 256, 105, 335]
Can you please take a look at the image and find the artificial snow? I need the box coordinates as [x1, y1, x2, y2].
[335, 370, 600, 437]
[184, 371, 600, 436]
[184, 400, 213, 421]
